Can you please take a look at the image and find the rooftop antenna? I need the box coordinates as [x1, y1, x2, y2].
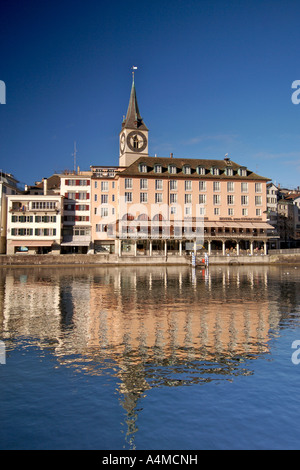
[72, 141, 77, 174]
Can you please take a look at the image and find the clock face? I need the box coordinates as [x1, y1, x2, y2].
[127, 131, 147, 152]
[120, 132, 126, 154]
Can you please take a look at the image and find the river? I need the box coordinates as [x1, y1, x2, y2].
[0, 264, 300, 449]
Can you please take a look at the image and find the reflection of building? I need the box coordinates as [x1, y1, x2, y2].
[1, 265, 298, 448]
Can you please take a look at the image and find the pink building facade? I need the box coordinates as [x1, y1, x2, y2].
[90, 73, 272, 257]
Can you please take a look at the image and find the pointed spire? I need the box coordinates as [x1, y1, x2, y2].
[122, 68, 148, 131]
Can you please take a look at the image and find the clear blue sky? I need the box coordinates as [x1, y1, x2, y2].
[1, 0, 300, 189]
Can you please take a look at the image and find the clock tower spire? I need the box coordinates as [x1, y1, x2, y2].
[119, 68, 149, 167]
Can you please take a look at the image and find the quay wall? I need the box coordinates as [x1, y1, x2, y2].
[1, 252, 300, 267]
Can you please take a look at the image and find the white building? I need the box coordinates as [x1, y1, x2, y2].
[6, 194, 64, 255]
[59, 174, 93, 254]
[0, 172, 22, 253]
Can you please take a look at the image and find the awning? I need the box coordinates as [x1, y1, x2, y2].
[9, 240, 54, 247]
[204, 221, 274, 230]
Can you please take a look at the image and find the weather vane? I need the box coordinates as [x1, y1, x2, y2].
[131, 66, 138, 80]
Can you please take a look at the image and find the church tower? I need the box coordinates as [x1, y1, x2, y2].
[119, 70, 149, 167]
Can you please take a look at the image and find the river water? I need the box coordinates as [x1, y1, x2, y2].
[0, 264, 300, 450]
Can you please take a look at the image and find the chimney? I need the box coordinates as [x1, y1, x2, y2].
[43, 178, 48, 195]
[170, 153, 173, 159]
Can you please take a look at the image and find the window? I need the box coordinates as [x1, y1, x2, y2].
[185, 194, 192, 204]
[185, 206, 192, 216]
[242, 208, 248, 216]
[226, 168, 234, 176]
[199, 194, 206, 204]
[11, 228, 33, 236]
[241, 182, 248, 193]
[101, 194, 108, 204]
[125, 178, 133, 189]
[31, 201, 56, 210]
[211, 167, 219, 175]
[183, 165, 191, 175]
[34, 216, 56, 223]
[35, 228, 56, 236]
[155, 193, 163, 203]
[185, 181, 192, 191]
[199, 206, 206, 216]
[140, 179, 148, 190]
[170, 180, 177, 191]
[227, 195, 235, 205]
[239, 167, 247, 177]
[155, 180, 163, 190]
[256, 209, 262, 216]
[78, 192, 88, 200]
[170, 193, 177, 204]
[125, 192, 132, 203]
[213, 195, 220, 205]
[139, 163, 147, 173]
[227, 182, 235, 192]
[94, 194, 97, 202]
[255, 196, 262, 206]
[12, 215, 33, 223]
[199, 181, 206, 191]
[197, 166, 206, 175]
[169, 165, 177, 174]
[140, 193, 148, 203]
[241, 195, 248, 205]
[170, 206, 177, 215]
[213, 182, 220, 192]
[101, 207, 109, 217]
[255, 183, 262, 193]
[214, 208, 220, 216]
[228, 208, 234, 216]
[95, 181, 98, 189]
[77, 205, 88, 211]
[154, 164, 162, 174]
[101, 181, 109, 191]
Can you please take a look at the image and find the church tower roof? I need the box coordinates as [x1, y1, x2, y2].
[122, 73, 148, 131]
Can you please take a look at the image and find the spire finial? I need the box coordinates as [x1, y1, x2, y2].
[131, 66, 137, 83]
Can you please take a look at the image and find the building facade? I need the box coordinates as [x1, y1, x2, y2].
[89, 74, 273, 257]
[6, 194, 64, 255]
[0, 172, 22, 253]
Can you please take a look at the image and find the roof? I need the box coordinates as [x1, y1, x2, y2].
[122, 77, 148, 131]
[119, 156, 271, 180]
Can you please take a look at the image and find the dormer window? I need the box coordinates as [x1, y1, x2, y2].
[238, 167, 247, 177]
[154, 164, 162, 174]
[139, 163, 148, 173]
[225, 168, 234, 176]
[211, 167, 220, 176]
[197, 166, 206, 175]
[183, 165, 191, 175]
[168, 165, 177, 174]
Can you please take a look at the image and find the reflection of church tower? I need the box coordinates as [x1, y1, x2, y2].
[119, 69, 149, 167]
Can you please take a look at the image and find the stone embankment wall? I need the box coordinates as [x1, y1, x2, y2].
[0, 253, 300, 267]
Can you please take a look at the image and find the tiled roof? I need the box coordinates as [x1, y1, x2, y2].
[119, 156, 270, 180]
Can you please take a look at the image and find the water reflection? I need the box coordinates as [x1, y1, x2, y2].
[0, 265, 300, 448]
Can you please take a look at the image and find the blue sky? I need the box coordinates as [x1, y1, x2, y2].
[0, 0, 300, 189]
